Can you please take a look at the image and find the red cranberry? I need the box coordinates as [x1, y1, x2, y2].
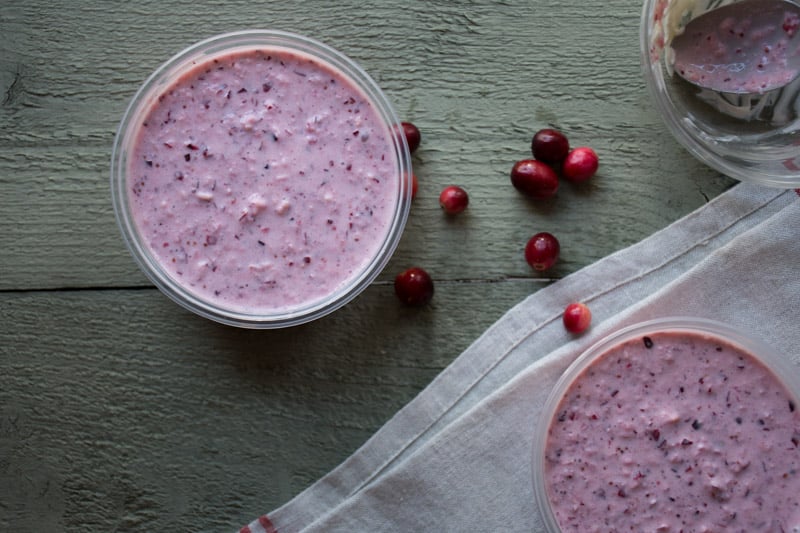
[401, 122, 421, 153]
[394, 267, 434, 306]
[411, 173, 419, 200]
[510, 159, 559, 200]
[563, 302, 592, 333]
[532, 128, 570, 163]
[439, 185, 469, 215]
[524, 232, 560, 271]
[562, 147, 599, 183]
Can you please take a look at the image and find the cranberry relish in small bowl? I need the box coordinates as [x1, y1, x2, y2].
[111, 30, 413, 328]
[641, 0, 800, 188]
[533, 317, 800, 532]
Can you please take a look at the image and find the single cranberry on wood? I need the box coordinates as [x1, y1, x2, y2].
[532, 128, 570, 164]
[439, 185, 469, 215]
[562, 147, 599, 183]
[510, 159, 559, 200]
[525, 232, 560, 271]
[394, 267, 434, 306]
[401, 122, 421, 153]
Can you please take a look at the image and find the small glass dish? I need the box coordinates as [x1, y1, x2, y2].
[111, 30, 413, 328]
[640, 0, 800, 188]
[533, 317, 800, 531]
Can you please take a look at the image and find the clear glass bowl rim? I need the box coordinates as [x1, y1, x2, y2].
[532, 315, 800, 532]
[110, 29, 413, 328]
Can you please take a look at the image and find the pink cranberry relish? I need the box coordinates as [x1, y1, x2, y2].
[128, 47, 401, 314]
[544, 330, 800, 532]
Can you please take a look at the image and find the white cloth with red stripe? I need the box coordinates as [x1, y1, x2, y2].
[241, 184, 800, 532]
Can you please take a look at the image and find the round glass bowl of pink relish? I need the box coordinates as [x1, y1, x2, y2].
[111, 30, 413, 328]
[533, 317, 800, 532]
[641, 0, 800, 188]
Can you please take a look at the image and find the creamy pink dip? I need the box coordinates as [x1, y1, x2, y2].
[127, 47, 399, 314]
[544, 330, 800, 532]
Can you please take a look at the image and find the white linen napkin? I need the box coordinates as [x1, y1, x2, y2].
[240, 183, 800, 533]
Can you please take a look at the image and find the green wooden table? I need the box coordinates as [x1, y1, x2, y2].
[0, 1, 734, 530]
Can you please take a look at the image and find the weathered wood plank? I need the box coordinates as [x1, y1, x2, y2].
[0, 0, 734, 291]
[1, 280, 540, 531]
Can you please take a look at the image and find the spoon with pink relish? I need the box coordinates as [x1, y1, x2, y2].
[671, 0, 800, 122]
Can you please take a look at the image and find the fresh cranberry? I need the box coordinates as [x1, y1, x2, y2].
[439, 185, 469, 215]
[532, 128, 570, 163]
[401, 122, 421, 153]
[562, 147, 599, 183]
[563, 302, 592, 333]
[510, 159, 559, 200]
[394, 267, 434, 306]
[524, 232, 560, 271]
[411, 173, 419, 200]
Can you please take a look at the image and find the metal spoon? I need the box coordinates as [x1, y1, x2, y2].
[670, 0, 800, 123]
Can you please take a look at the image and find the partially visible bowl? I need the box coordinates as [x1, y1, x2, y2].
[640, 0, 800, 188]
[533, 317, 800, 531]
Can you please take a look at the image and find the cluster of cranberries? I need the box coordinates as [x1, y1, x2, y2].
[511, 128, 599, 200]
[394, 122, 437, 307]
[402, 122, 470, 215]
[513, 128, 598, 333]
[393, 123, 594, 334]
[514, 129, 600, 279]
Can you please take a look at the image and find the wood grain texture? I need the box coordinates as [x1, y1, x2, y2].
[0, 0, 736, 531]
[1, 281, 540, 531]
[0, 0, 734, 290]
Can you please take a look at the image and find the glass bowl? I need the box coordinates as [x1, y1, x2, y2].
[533, 317, 800, 531]
[640, 0, 800, 188]
[111, 30, 413, 328]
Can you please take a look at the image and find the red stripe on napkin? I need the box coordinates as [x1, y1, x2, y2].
[259, 515, 277, 533]
[239, 514, 277, 533]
